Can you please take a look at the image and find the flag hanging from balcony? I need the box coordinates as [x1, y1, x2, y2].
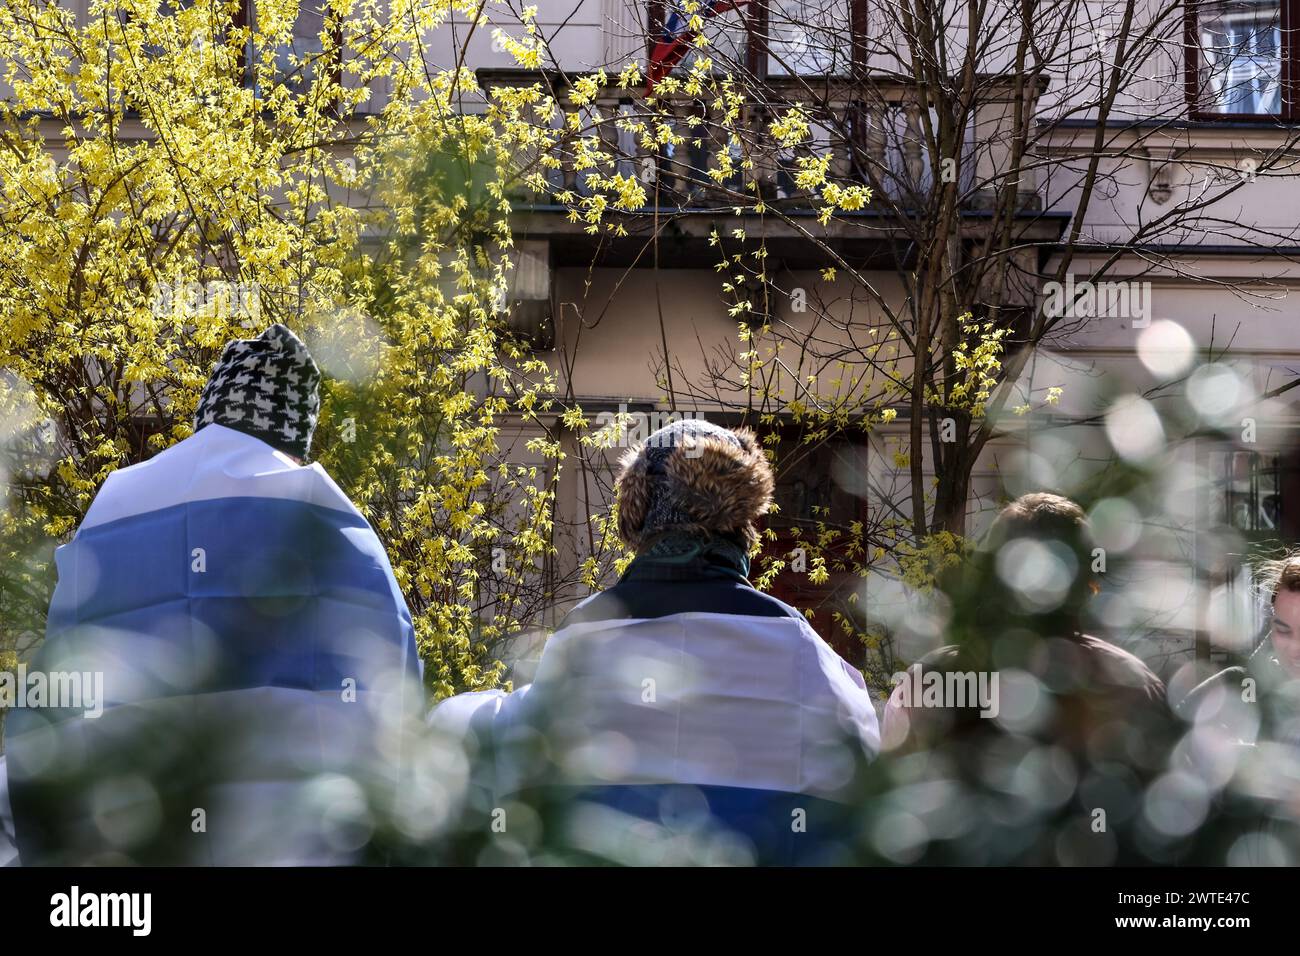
[646, 0, 752, 93]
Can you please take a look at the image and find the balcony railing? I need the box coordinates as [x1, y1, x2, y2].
[477, 70, 1044, 213]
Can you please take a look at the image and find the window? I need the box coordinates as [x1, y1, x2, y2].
[764, 0, 855, 76]
[1189, 0, 1290, 118]
[766, 440, 869, 532]
[1212, 449, 1282, 532]
[647, 0, 866, 79]
[236, 1, 343, 97]
[648, 0, 755, 75]
[1205, 447, 1296, 657]
[132, 2, 342, 98]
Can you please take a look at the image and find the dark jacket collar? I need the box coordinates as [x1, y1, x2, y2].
[620, 530, 751, 584]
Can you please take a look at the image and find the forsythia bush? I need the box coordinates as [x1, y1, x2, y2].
[0, 0, 592, 702]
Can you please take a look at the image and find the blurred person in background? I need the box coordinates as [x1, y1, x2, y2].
[429, 420, 880, 865]
[883, 492, 1167, 751]
[1180, 552, 1300, 739]
[3, 324, 423, 865]
[871, 492, 1178, 865]
[1175, 552, 1300, 864]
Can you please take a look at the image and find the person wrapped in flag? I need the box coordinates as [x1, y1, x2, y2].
[647, 0, 752, 92]
[431, 419, 879, 864]
[4, 324, 422, 865]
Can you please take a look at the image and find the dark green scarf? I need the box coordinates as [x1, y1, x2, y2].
[624, 529, 752, 583]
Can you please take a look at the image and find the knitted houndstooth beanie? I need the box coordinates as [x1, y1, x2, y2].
[194, 324, 321, 460]
[615, 418, 774, 551]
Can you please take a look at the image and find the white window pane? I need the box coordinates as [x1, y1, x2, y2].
[1198, 0, 1282, 115]
[766, 0, 852, 76]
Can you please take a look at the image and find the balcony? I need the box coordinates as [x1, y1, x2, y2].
[477, 69, 1062, 269]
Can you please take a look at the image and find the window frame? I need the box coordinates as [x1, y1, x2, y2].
[129, 2, 346, 103]
[646, 0, 869, 80]
[1185, 0, 1299, 122]
[232, 0, 346, 102]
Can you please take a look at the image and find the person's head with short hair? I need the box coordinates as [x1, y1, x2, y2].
[896, 492, 1101, 746]
[1259, 552, 1300, 677]
[986, 491, 1090, 547]
[966, 492, 1099, 640]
